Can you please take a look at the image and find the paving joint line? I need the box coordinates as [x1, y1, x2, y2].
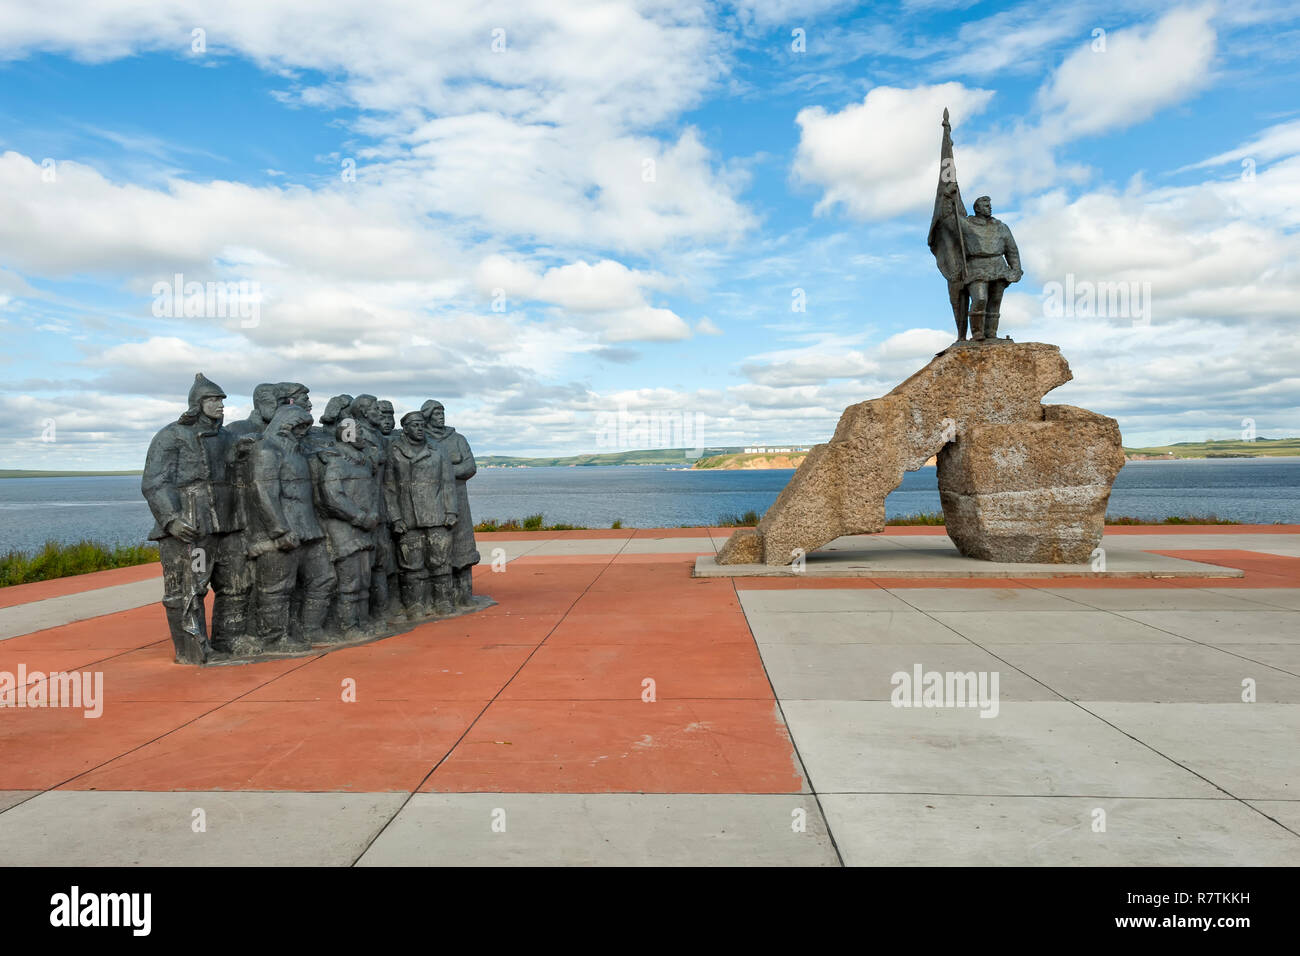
[0, 649, 330, 819]
[895, 583, 1298, 837]
[348, 543, 631, 866]
[734, 578, 846, 867]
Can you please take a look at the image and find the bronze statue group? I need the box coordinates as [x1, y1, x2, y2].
[141, 375, 481, 664]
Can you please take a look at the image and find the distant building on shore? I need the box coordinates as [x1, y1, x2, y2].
[743, 445, 811, 454]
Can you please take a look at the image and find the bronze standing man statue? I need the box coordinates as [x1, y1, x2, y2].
[141, 373, 249, 663]
[421, 400, 481, 606]
[928, 109, 1022, 342]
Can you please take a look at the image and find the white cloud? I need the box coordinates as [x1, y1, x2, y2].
[1037, 5, 1218, 139]
[793, 82, 997, 220]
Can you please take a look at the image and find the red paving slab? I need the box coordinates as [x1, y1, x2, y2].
[83, 647, 306, 703]
[0, 700, 215, 791]
[0, 604, 170, 652]
[243, 639, 535, 703]
[1146, 550, 1300, 588]
[67, 699, 485, 793]
[501, 641, 772, 700]
[546, 609, 756, 647]
[0, 562, 160, 609]
[475, 529, 635, 541]
[424, 700, 804, 794]
[509, 554, 616, 566]
[0, 647, 134, 683]
[5, 533, 1294, 796]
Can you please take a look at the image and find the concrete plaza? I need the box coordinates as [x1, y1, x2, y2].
[0, 525, 1297, 866]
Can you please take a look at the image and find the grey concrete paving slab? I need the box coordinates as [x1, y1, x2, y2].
[931, 610, 1183, 644]
[1039, 587, 1272, 611]
[818, 535, 946, 551]
[621, 538, 718, 554]
[1097, 533, 1300, 552]
[0, 790, 407, 866]
[1117, 609, 1300, 644]
[695, 544, 1242, 579]
[1246, 800, 1300, 836]
[0, 579, 163, 641]
[738, 588, 914, 614]
[819, 794, 1300, 866]
[0, 791, 36, 813]
[478, 540, 547, 563]
[756, 642, 1061, 702]
[781, 700, 1221, 797]
[357, 793, 839, 866]
[745, 610, 968, 645]
[1203, 588, 1300, 610]
[891, 588, 1085, 612]
[1223, 645, 1300, 677]
[985, 643, 1300, 702]
[525, 539, 627, 556]
[1086, 703, 1300, 800]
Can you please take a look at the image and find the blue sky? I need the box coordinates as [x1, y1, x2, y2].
[1, 0, 1298, 467]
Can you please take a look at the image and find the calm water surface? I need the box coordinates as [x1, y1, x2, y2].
[1, 458, 1297, 555]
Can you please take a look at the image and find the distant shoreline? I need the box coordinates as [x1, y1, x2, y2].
[0, 470, 144, 479]
[5, 443, 1300, 478]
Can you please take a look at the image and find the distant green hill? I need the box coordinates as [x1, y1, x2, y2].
[479, 447, 745, 467]
[1123, 437, 1300, 459]
[0, 469, 143, 479]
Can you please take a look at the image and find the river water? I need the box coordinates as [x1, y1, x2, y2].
[1, 458, 1297, 555]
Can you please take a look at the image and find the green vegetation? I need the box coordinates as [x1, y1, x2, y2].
[473, 514, 588, 532]
[0, 469, 142, 479]
[886, 512, 947, 525]
[717, 510, 762, 527]
[611, 519, 624, 529]
[1123, 437, 1300, 459]
[1106, 514, 1241, 525]
[0, 539, 159, 587]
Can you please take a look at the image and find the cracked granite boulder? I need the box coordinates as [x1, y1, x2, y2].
[938, 404, 1124, 563]
[716, 342, 1123, 566]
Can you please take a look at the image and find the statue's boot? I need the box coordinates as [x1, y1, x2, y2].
[165, 604, 211, 665]
[969, 309, 986, 341]
[453, 567, 474, 606]
[333, 596, 365, 639]
[210, 593, 249, 655]
[369, 572, 389, 627]
[432, 573, 454, 616]
[398, 578, 424, 620]
[301, 596, 330, 648]
[985, 311, 1000, 339]
[416, 576, 436, 617]
[257, 596, 296, 654]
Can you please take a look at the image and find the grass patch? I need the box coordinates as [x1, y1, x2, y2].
[885, 512, 947, 526]
[473, 514, 589, 532]
[716, 509, 762, 527]
[0, 539, 159, 588]
[1106, 514, 1241, 525]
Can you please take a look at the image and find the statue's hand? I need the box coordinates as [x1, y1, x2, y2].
[393, 520, 408, 535]
[276, 531, 300, 551]
[446, 514, 458, 528]
[1010, 268, 1023, 283]
[233, 435, 256, 460]
[166, 518, 201, 543]
[359, 512, 379, 531]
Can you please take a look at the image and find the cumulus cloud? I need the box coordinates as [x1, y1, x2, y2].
[793, 82, 997, 220]
[1037, 5, 1217, 140]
